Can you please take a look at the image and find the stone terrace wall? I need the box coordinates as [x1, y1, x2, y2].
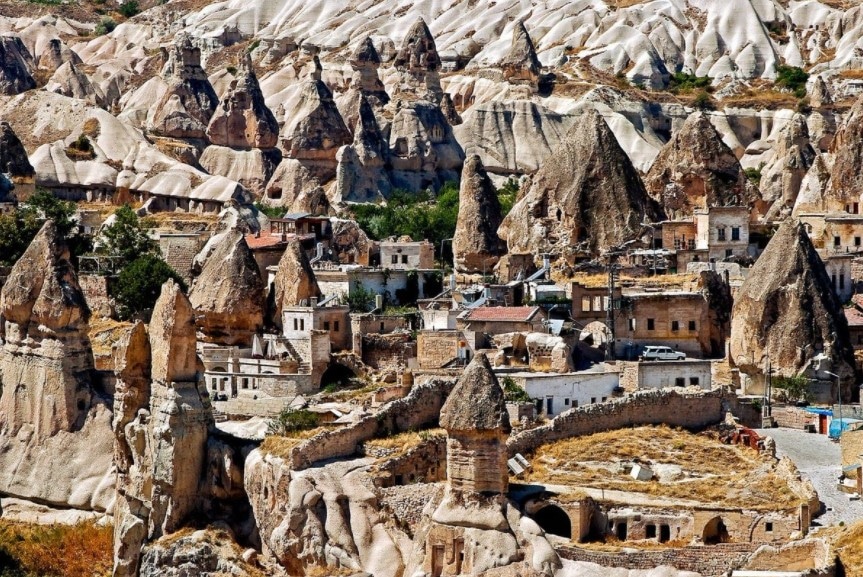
[507, 389, 734, 456]
[771, 405, 817, 430]
[288, 378, 456, 469]
[557, 542, 759, 576]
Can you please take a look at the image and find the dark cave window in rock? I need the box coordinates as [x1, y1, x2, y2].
[532, 505, 571, 539]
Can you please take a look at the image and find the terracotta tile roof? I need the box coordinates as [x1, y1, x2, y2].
[244, 232, 314, 250]
[460, 306, 542, 323]
[845, 307, 863, 327]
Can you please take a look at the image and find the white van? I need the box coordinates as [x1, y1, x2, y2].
[640, 346, 686, 361]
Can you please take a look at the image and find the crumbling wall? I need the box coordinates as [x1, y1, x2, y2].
[417, 330, 459, 368]
[288, 377, 455, 469]
[507, 389, 734, 456]
[557, 542, 759, 575]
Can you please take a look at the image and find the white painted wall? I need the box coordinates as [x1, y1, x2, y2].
[637, 360, 712, 390]
[505, 371, 620, 416]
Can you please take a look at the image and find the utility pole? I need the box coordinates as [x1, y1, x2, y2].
[606, 261, 619, 361]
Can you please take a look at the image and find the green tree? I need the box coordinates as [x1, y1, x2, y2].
[0, 190, 85, 266]
[502, 376, 532, 403]
[773, 375, 812, 405]
[100, 205, 156, 266]
[114, 254, 186, 320]
[776, 65, 809, 98]
[118, 0, 139, 17]
[267, 407, 319, 436]
[497, 178, 519, 218]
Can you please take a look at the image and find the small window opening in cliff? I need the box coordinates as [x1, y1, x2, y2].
[615, 521, 627, 541]
[646, 524, 656, 539]
[703, 516, 729, 544]
[556, 208, 562, 222]
[320, 363, 355, 389]
[532, 505, 571, 539]
[660, 524, 670, 542]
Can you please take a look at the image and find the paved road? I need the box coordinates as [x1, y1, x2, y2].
[756, 428, 863, 527]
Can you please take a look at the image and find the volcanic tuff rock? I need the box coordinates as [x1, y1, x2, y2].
[828, 93, 863, 205]
[45, 61, 103, 107]
[271, 240, 321, 325]
[0, 121, 34, 179]
[760, 114, 817, 220]
[453, 155, 505, 274]
[147, 36, 219, 139]
[392, 18, 442, 100]
[333, 95, 392, 203]
[729, 220, 855, 395]
[440, 353, 509, 433]
[500, 20, 542, 87]
[206, 52, 279, 149]
[189, 229, 264, 346]
[0, 221, 113, 512]
[643, 111, 751, 219]
[113, 280, 212, 576]
[37, 38, 82, 73]
[0, 36, 35, 95]
[330, 218, 375, 265]
[498, 108, 662, 260]
[348, 36, 389, 108]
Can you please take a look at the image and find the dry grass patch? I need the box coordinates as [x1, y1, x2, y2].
[260, 428, 328, 459]
[0, 520, 113, 577]
[524, 425, 802, 510]
[569, 272, 699, 290]
[721, 88, 799, 110]
[364, 428, 446, 453]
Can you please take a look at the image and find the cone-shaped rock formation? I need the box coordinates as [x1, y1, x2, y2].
[453, 155, 505, 274]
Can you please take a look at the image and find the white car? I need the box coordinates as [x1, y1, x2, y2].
[640, 346, 686, 361]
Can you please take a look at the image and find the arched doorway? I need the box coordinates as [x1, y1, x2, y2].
[320, 363, 356, 389]
[702, 516, 730, 545]
[532, 505, 572, 539]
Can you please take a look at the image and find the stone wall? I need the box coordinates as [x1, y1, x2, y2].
[288, 377, 456, 469]
[770, 405, 817, 430]
[157, 233, 206, 284]
[79, 274, 115, 318]
[556, 542, 759, 576]
[507, 389, 734, 456]
[370, 435, 447, 487]
[417, 330, 460, 368]
[362, 333, 416, 370]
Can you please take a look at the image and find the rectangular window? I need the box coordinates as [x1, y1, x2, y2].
[601, 396, 607, 402]
[293, 318, 298, 331]
[717, 228, 726, 241]
[391, 254, 398, 264]
[690, 377, 700, 386]
[581, 296, 591, 312]
[299, 319, 305, 331]
[660, 525, 670, 543]
[731, 227, 740, 241]
[603, 296, 610, 311]
[593, 296, 602, 311]
[334, 321, 339, 332]
[546, 397, 553, 415]
[572, 400, 578, 408]
[856, 237, 861, 247]
[835, 236, 841, 247]
[380, 322, 385, 331]
[401, 254, 408, 264]
[242, 378, 249, 389]
[629, 318, 636, 331]
[646, 525, 657, 539]
[856, 203, 860, 214]
[647, 318, 655, 330]
[564, 398, 570, 406]
[765, 522, 773, 532]
[675, 377, 685, 387]
[833, 274, 837, 289]
[671, 320, 679, 332]
[323, 321, 330, 331]
[688, 320, 696, 331]
[840, 274, 846, 290]
[591, 397, 597, 404]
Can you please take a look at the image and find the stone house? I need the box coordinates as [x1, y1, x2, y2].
[315, 266, 441, 306]
[632, 359, 713, 391]
[380, 239, 435, 269]
[503, 368, 620, 416]
[456, 306, 547, 335]
[571, 281, 620, 325]
[155, 231, 208, 284]
[694, 206, 750, 261]
[821, 252, 854, 302]
[248, 215, 331, 281]
[282, 303, 351, 351]
[416, 329, 480, 368]
[821, 213, 863, 254]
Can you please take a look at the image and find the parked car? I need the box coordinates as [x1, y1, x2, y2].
[640, 346, 686, 361]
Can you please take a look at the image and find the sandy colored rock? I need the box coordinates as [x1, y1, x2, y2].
[148, 279, 197, 385]
[499, 108, 661, 259]
[0, 120, 34, 179]
[272, 240, 321, 324]
[37, 38, 81, 72]
[148, 36, 219, 139]
[453, 154, 505, 274]
[761, 114, 816, 220]
[729, 219, 855, 396]
[440, 353, 509, 434]
[333, 95, 391, 203]
[45, 61, 103, 107]
[189, 229, 264, 346]
[829, 93, 863, 205]
[392, 18, 442, 100]
[206, 52, 279, 149]
[0, 36, 35, 95]
[500, 20, 542, 87]
[348, 36, 389, 108]
[330, 218, 375, 265]
[643, 111, 751, 219]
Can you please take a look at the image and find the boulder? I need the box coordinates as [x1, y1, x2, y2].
[147, 36, 219, 139]
[453, 155, 505, 274]
[189, 229, 264, 346]
[0, 36, 35, 95]
[729, 220, 855, 397]
[643, 111, 751, 219]
[498, 108, 662, 260]
[271, 240, 321, 324]
[206, 52, 279, 149]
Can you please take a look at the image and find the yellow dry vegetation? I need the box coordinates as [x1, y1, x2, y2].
[832, 520, 863, 574]
[364, 428, 446, 453]
[0, 520, 113, 577]
[524, 425, 803, 510]
[568, 272, 699, 290]
[259, 428, 327, 459]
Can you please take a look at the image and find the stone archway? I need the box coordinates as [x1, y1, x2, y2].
[320, 363, 356, 388]
[532, 504, 572, 539]
[702, 516, 730, 545]
[579, 321, 612, 347]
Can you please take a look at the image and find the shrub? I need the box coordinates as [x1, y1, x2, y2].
[253, 201, 284, 220]
[114, 253, 186, 320]
[268, 408, 319, 436]
[497, 178, 519, 218]
[744, 164, 764, 185]
[100, 204, 156, 266]
[502, 376, 532, 403]
[226, 65, 237, 75]
[693, 90, 713, 110]
[341, 282, 376, 312]
[118, 0, 139, 17]
[773, 374, 813, 404]
[776, 65, 809, 98]
[66, 134, 95, 160]
[95, 16, 116, 35]
[669, 72, 711, 92]
[0, 520, 112, 577]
